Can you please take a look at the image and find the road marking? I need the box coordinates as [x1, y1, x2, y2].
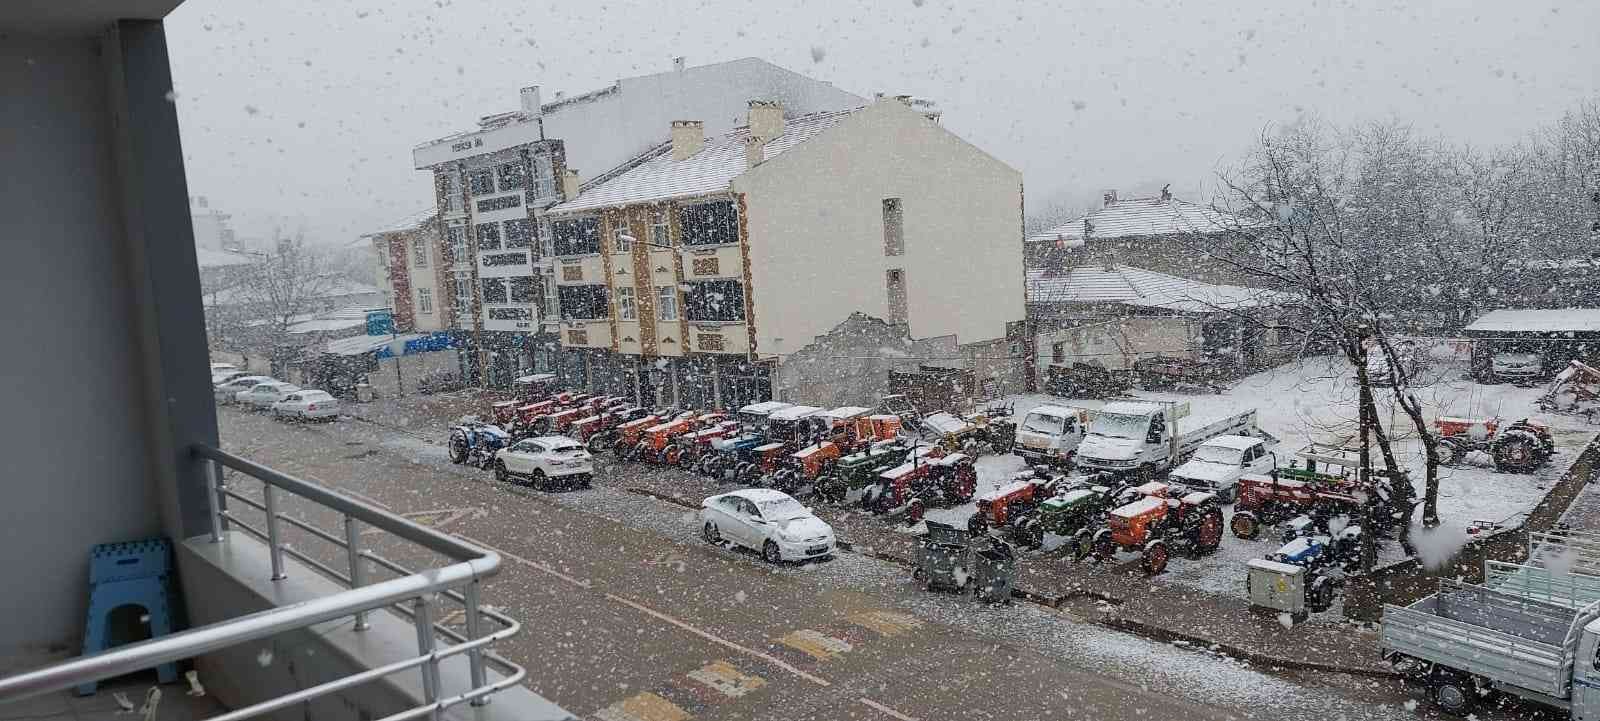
[593, 692, 690, 721]
[685, 660, 766, 698]
[849, 610, 924, 637]
[776, 629, 853, 661]
[454, 532, 826, 686]
[859, 697, 920, 721]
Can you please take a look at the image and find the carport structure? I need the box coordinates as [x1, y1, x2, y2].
[1462, 308, 1600, 382]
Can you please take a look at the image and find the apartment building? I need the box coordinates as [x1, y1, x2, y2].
[366, 209, 448, 333]
[406, 57, 864, 386]
[545, 97, 1026, 409]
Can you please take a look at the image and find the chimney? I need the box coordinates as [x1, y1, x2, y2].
[519, 86, 542, 117]
[747, 100, 784, 139]
[673, 56, 686, 72]
[671, 120, 705, 160]
[1102, 189, 1118, 207]
[561, 169, 580, 201]
[893, 94, 914, 107]
[554, 90, 565, 101]
[744, 135, 765, 169]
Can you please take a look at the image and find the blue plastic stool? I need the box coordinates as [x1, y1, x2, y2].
[76, 539, 178, 696]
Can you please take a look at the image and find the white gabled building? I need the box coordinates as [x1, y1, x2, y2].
[407, 57, 865, 386]
[544, 97, 1026, 410]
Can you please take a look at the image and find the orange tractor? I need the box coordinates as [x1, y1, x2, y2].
[1092, 481, 1224, 574]
[666, 413, 741, 469]
[770, 408, 901, 494]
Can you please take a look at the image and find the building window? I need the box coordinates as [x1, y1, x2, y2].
[616, 287, 637, 320]
[481, 252, 525, 267]
[446, 226, 466, 263]
[488, 307, 533, 321]
[696, 333, 725, 352]
[481, 277, 508, 304]
[453, 271, 472, 313]
[683, 279, 745, 322]
[611, 218, 632, 253]
[504, 218, 534, 249]
[412, 237, 428, 268]
[679, 201, 738, 247]
[476, 222, 501, 251]
[561, 265, 583, 282]
[567, 329, 588, 345]
[417, 288, 434, 314]
[1051, 342, 1065, 364]
[467, 169, 495, 196]
[441, 173, 461, 213]
[883, 197, 904, 256]
[509, 276, 538, 304]
[476, 195, 521, 213]
[650, 208, 670, 247]
[886, 268, 908, 324]
[529, 157, 555, 199]
[551, 217, 601, 255]
[691, 257, 720, 276]
[557, 284, 609, 320]
[498, 162, 525, 192]
[656, 286, 679, 321]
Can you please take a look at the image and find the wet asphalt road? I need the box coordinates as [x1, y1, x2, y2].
[216, 406, 1526, 721]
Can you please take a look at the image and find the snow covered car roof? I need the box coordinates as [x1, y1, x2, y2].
[1025, 404, 1087, 417]
[1201, 435, 1260, 451]
[530, 435, 582, 446]
[715, 488, 798, 504]
[738, 401, 793, 415]
[921, 412, 972, 435]
[768, 405, 824, 421]
[1098, 401, 1164, 416]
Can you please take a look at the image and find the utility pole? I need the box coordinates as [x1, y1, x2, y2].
[1354, 327, 1377, 572]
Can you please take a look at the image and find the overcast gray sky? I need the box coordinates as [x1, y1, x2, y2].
[165, 0, 1600, 245]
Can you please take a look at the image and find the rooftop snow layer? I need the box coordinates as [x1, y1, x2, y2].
[1464, 308, 1600, 334]
[1026, 264, 1280, 311]
[550, 107, 863, 213]
[1024, 196, 1237, 244]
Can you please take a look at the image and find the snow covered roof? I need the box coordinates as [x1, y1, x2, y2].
[549, 107, 864, 214]
[320, 332, 424, 357]
[769, 405, 825, 421]
[194, 246, 258, 268]
[1024, 196, 1237, 245]
[1202, 435, 1260, 451]
[1463, 308, 1600, 334]
[287, 304, 389, 334]
[1026, 264, 1279, 312]
[365, 208, 436, 237]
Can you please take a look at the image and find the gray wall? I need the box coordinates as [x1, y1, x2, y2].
[0, 34, 164, 660]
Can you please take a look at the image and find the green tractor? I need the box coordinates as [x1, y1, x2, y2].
[814, 438, 914, 507]
[1007, 477, 1133, 559]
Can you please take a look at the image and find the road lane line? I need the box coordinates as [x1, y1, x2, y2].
[858, 697, 920, 721]
[452, 532, 829, 687]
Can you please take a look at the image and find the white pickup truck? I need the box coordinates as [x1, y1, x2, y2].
[1013, 404, 1094, 466]
[1074, 401, 1259, 482]
[1167, 434, 1276, 502]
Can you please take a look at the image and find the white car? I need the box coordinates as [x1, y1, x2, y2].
[212, 370, 250, 386]
[494, 436, 593, 489]
[210, 363, 239, 374]
[236, 381, 302, 409]
[1492, 351, 1543, 383]
[271, 390, 340, 421]
[1167, 435, 1275, 502]
[700, 489, 836, 563]
[214, 375, 273, 403]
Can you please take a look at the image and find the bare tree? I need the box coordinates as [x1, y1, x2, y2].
[204, 239, 341, 375]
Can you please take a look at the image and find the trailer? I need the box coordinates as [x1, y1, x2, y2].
[1380, 579, 1600, 716]
[1074, 401, 1259, 482]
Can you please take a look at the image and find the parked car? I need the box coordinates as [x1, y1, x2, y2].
[1166, 434, 1276, 502]
[270, 390, 340, 421]
[493, 435, 593, 489]
[236, 381, 302, 409]
[699, 488, 836, 563]
[214, 375, 273, 404]
[1492, 350, 1544, 383]
[211, 370, 249, 386]
[210, 363, 239, 374]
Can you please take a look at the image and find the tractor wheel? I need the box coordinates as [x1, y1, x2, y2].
[1437, 437, 1467, 466]
[815, 474, 844, 504]
[1071, 528, 1094, 561]
[585, 434, 609, 454]
[967, 512, 989, 537]
[1142, 540, 1170, 575]
[905, 499, 926, 526]
[663, 444, 683, 467]
[532, 418, 551, 435]
[1493, 429, 1544, 473]
[1192, 509, 1224, 555]
[1092, 528, 1117, 561]
[1018, 517, 1044, 550]
[703, 522, 722, 545]
[1230, 511, 1262, 540]
[771, 469, 798, 493]
[1428, 669, 1477, 716]
[676, 446, 698, 470]
[447, 434, 468, 464]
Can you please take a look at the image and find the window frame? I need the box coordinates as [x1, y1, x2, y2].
[678, 201, 739, 247]
[446, 226, 467, 264]
[656, 286, 679, 321]
[611, 219, 633, 254]
[616, 286, 637, 320]
[883, 197, 905, 256]
[497, 162, 526, 192]
[480, 277, 508, 305]
[417, 287, 434, 314]
[551, 217, 601, 256]
[475, 222, 501, 251]
[467, 169, 495, 196]
[503, 218, 534, 249]
[557, 284, 610, 321]
[650, 208, 671, 247]
[508, 276, 538, 304]
[412, 236, 428, 268]
[683, 279, 746, 323]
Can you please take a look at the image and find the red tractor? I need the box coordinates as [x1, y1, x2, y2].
[1093, 482, 1224, 575]
[1434, 416, 1555, 473]
[667, 413, 740, 470]
[490, 400, 519, 427]
[867, 448, 977, 524]
[1230, 444, 1415, 543]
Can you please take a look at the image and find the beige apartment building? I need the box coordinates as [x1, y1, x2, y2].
[545, 97, 1026, 409]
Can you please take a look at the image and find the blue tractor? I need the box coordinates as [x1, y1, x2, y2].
[447, 418, 511, 470]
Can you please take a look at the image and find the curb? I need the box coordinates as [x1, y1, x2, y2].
[598, 491, 1397, 678]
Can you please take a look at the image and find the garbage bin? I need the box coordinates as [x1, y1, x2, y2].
[356, 383, 374, 402]
[914, 521, 971, 592]
[971, 540, 1016, 604]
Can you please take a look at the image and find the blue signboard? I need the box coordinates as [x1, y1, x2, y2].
[366, 310, 394, 336]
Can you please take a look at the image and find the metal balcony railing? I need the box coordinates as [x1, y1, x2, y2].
[0, 445, 526, 720]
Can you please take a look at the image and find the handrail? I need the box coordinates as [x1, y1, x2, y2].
[0, 445, 525, 718]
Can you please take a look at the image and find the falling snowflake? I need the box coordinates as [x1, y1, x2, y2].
[810, 46, 826, 63]
[256, 648, 274, 667]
